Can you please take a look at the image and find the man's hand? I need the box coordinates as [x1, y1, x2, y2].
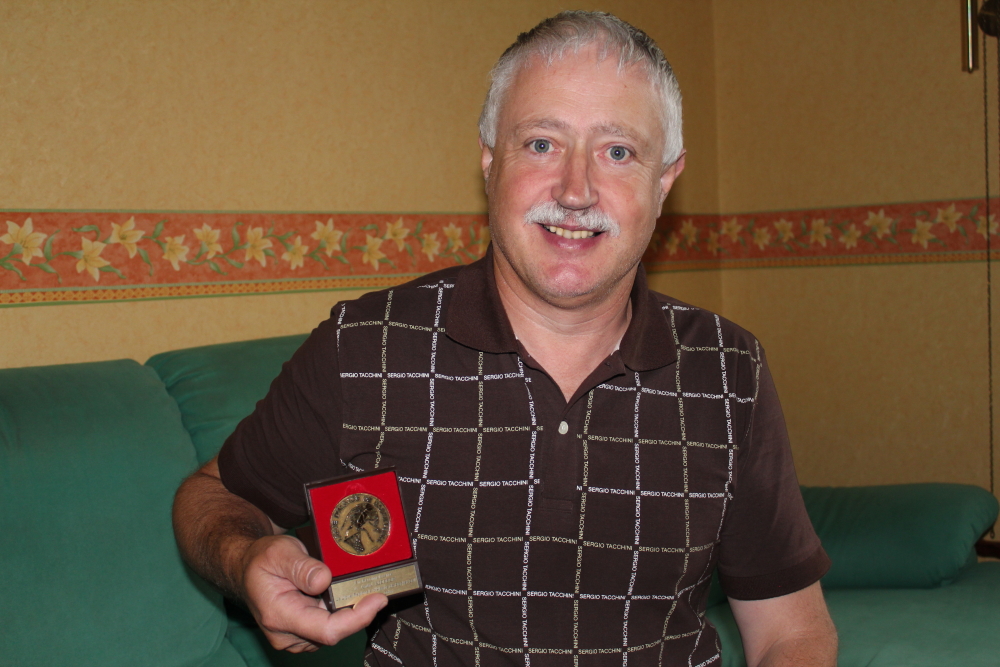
[173, 456, 387, 652]
[241, 533, 388, 652]
[728, 581, 837, 667]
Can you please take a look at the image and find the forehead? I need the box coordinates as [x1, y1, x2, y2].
[498, 45, 663, 145]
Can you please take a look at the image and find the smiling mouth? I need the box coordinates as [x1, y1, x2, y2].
[542, 225, 600, 239]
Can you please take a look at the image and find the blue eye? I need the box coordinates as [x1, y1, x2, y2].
[531, 139, 551, 153]
[607, 145, 630, 161]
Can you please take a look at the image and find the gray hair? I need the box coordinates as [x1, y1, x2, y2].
[478, 11, 683, 166]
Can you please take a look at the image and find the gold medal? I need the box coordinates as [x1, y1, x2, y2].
[330, 493, 391, 555]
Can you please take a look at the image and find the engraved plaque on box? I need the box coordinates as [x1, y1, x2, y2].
[303, 469, 422, 610]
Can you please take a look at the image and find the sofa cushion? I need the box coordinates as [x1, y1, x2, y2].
[802, 484, 998, 589]
[0, 360, 244, 667]
[826, 562, 1000, 667]
[146, 334, 308, 464]
[707, 562, 1000, 667]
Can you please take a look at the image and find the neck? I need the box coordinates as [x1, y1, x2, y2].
[493, 257, 635, 401]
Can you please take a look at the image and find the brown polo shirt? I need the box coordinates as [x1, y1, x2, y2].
[219, 248, 829, 667]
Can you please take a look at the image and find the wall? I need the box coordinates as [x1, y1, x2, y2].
[0, 0, 719, 367]
[3, 1, 995, 505]
[711, 0, 998, 496]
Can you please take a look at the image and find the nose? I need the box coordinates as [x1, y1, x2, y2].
[552, 146, 598, 211]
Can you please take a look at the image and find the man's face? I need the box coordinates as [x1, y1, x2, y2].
[482, 44, 684, 307]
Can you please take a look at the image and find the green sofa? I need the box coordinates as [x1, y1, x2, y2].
[2, 334, 997, 667]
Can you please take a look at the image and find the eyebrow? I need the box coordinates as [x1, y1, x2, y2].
[512, 118, 642, 143]
[592, 123, 639, 142]
[511, 118, 570, 135]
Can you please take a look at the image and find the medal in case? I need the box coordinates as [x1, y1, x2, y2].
[302, 468, 422, 610]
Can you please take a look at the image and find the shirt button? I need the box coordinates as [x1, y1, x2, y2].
[558, 421, 569, 435]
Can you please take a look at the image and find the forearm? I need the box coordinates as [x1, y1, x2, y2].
[172, 459, 275, 600]
[752, 629, 837, 667]
[173, 460, 387, 653]
[730, 582, 837, 667]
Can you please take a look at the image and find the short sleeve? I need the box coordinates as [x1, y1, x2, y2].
[217, 306, 346, 528]
[716, 347, 830, 600]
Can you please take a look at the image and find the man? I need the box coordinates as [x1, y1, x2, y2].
[174, 11, 837, 667]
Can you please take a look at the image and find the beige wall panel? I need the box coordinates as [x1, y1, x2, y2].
[0, 0, 716, 214]
[708, 0, 999, 502]
[720, 263, 994, 492]
[712, 0, 989, 212]
[0, 289, 374, 368]
[1, 0, 490, 213]
[646, 270, 723, 315]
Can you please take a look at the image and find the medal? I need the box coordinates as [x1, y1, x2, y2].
[330, 493, 391, 556]
[302, 468, 423, 609]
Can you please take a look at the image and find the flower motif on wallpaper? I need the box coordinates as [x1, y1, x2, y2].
[384, 218, 410, 252]
[720, 218, 743, 243]
[864, 210, 892, 239]
[976, 214, 998, 240]
[0, 216, 55, 283]
[910, 219, 936, 249]
[773, 219, 794, 244]
[680, 219, 698, 246]
[244, 227, 273, 267]
[421, 232, 441, 262]
[282, 236, 309, 269]
[839, 223, 861, 249]
[935, 204, 963, 233]
[414, 221, 486, 266]
[443, 222, 464, 251]
[194, 224, 223, 259]
[665, 231, 681, 255]
[109, 217, 144, 258]
[163, 236, 190, 271]
[361, 234, 386, 271]
[705, 230, 721, 255]
[312, 219, 343, 256]
[752, 226, 771, 250]
[809, 219, 832, 247]
[2, 218, 47, 265]
[76, 238, 110, 281]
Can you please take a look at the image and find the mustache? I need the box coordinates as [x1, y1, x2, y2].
[523, 201, 621, 238]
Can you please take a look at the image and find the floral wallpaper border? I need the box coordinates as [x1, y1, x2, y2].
[0, 212, 489, 306]
[645, 197, 1000, 272]
[1, 198, 998, 306]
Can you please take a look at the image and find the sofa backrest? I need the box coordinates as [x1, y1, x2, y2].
[802, 483, 999, 589]
[0, 359, 245, 667]
[146, 334, 308, 464]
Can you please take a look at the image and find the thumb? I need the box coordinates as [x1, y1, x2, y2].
[272, 535, 332, 596]
[300, 562, 332, 596]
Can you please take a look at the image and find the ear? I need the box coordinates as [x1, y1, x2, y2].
[479, 138, 494, 182]
[658, 151, 686, 206]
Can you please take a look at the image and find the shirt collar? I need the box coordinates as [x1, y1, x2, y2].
[446, 244, 677, 371]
